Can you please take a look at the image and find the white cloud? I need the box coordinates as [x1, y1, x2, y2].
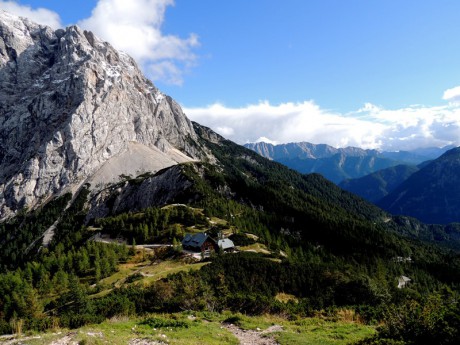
[215, 126, 235, 137]
[184, 100, 460, 151]
[78, 0, 198, 85]
[443, 85, 460, 102]
[255, 137, 278, 145]
[0, 1, 62, 28]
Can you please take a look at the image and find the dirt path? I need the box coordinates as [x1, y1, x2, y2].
[223, 324, 282, 345]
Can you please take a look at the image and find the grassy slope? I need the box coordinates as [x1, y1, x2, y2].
[5, 312, 375, 345]
[90, 250, 208, 299]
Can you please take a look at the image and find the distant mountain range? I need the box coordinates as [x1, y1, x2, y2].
[339, 147, 460, 224]
[245, 142, 453, 184]
[247, 141, 460, 224]
[339, 164, 420, 203]
[376, 147, 460, 224]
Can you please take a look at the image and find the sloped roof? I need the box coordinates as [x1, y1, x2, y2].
[399, 275, 411, 282]
[182, 233, 212, 248]
[218, 238, 235, 250]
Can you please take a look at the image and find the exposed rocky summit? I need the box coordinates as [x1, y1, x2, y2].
[245, 141, 341, 160]
[0, 11, 202, 219]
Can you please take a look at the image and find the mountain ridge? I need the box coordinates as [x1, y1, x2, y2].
[245, 141, 451, 183]
[339, 164, 420, 202]
[0, 10, 204, 219]
[378, 146, 460, 224]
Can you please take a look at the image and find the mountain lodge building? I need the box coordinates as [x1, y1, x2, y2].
[182, 233, 219, 253]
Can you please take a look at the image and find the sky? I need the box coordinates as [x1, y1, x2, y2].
[2, 0, 460, 151]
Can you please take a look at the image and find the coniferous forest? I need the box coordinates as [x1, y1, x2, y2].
[1, 124, 460, 344]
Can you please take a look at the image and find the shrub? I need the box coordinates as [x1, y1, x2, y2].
[140, 316, 189, 329]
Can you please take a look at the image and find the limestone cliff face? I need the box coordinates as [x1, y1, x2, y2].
[0, 11, 201, 218]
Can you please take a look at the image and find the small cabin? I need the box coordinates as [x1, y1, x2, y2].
[182, 233, 219, 253]
[218, 238, 235, 252]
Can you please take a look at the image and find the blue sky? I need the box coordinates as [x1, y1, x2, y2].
[2, 0, 460, 150]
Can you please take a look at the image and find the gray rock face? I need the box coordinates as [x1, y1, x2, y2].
[244, 142, 345, 160]
[86, 164, 194, 221]
[0, 11, 201, 218]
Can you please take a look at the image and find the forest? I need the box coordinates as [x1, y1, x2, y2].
[1, 126, 460, 344]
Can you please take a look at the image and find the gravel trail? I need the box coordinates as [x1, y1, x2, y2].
[223, 323, 283, 345]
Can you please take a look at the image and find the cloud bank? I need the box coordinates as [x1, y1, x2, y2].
[0, 1, 62, 28]
[443, 86, 460, 103]
[184, 92, 460, 151]
[78, 0, 199, 85]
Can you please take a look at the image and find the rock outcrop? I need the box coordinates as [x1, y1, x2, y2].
[86, 164, 194, 221]
[0, 11, 203, 218]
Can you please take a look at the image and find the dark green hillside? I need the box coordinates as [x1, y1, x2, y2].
[339, 164, 419, 202]
[0, 193, 71, 271]
[378, 147, 460, 224]
[1, 124, 460, 344]
[194, 123, 387, 222]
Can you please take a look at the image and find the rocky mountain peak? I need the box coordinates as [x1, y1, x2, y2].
[0, 11, 202, 219]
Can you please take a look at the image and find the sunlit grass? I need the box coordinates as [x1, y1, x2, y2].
[206, 312, 375, 345]
[8, 312, 375, 345]
[239, 242, 271, 254]
[275, 292, 299, 304]
[90, 257, 208, 299]
[275, 317, 375, 345]
[137, 261, 208, 285]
